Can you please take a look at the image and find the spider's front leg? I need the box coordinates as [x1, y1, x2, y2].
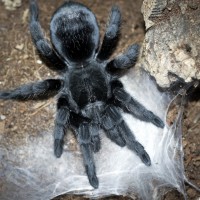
[97, 6, 121, 60]
[30, 0, 66, 71]
[0, 79, 62, 101]
[112, 81, 165, 128]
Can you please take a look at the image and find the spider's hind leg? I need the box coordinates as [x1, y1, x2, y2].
[90, 124, 101, 153]
[101, 106, 126, 147]
[119, 120, 151, 166]
[101, 105, 151, 166]
[76, 123, 100, 189]
[54, 95, 70, 158]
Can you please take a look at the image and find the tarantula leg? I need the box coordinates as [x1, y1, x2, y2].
[30, 0, 66, 71]
[113, 87, 165, 128]
[101, 105, 150, 165]
[106, 44, 139, 74]
[101, 106, 126, 147]
[97, 6, 121, 60]
[119, 120, 151, 166]
[90, 124, 101, 153]
[54, 95, 70, 158]
[0, 79, 62, 101]
[77, 123, 99, 189]
[70, 112, 101, 153]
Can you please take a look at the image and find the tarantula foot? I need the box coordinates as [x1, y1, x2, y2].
[88, 173, 99, 189]
[133, 141, 151, 166]
[152, 116, 165, 129]
[54, 139, 63, 158]
[85, 163, 99, 188]
[140, 151, 151, 166]
[86, 166, 99, 189]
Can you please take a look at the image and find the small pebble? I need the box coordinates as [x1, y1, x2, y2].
[36, 60, 42, 64]
[23, 55, 29, 59]
[15, 44, 24, 50]
[0, 115, 6, 120]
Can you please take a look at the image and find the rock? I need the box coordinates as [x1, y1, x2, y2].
[140, 0, 200, 88]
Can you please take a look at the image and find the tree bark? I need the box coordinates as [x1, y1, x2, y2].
[140, 0, 200, 88]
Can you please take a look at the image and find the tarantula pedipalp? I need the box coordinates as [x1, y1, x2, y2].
[0, 0, 164, 189]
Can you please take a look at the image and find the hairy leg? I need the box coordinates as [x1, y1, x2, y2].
[118, 120, 151, 166]
[106, 44, 139, 74]
[54, 95, 70, 157]
[90, 124, 101, 153]
[101, 105, 126, 147]
[0, 79, 62, 101]
[30, 0, 66, 71]
[97, 6, 121, 60]
[113, 85, 165, 128]
[76, 123, 99, 189]
[101, 105, 150, 165]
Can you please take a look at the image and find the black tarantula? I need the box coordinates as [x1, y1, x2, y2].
[0, 0, 164, 188]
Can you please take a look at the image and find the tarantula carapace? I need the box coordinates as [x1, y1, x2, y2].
[0, 0, 164, 188]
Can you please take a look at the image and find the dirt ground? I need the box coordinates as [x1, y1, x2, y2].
[0, 0, 199, 200]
